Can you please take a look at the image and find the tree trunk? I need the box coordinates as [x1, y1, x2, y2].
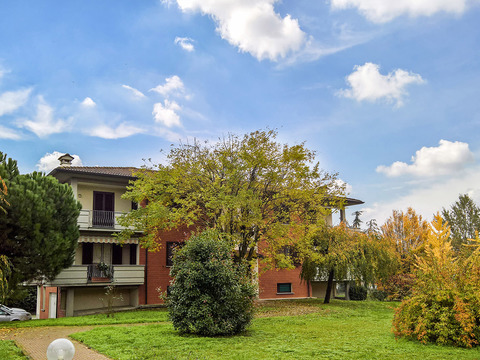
[324, 269, 335, 304]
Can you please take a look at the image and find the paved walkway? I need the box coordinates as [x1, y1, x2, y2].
[1, 326, 112, 360]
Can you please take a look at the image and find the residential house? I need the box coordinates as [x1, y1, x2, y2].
[38, 154, 363, 318]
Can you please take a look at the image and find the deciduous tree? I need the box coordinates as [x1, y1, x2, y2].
[119, 130, 343, 267]
[300, 222, 396, 303]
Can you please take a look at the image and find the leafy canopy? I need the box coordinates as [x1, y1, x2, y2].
[442, 193, 480, 253]
[120, 129, 343, 266]
[0, 152, 81, 299]
[301, 222, 396, 303]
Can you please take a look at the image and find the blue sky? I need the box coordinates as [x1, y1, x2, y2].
[1, 0, 480, 225]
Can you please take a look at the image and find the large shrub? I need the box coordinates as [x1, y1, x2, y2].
[167, 230, 257, 336]
[392, 215, 480, 347]
[349, 285, 367, 301]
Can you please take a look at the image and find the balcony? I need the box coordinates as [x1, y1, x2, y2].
[78, 209, 128, 231]
[50, 264, 145, 286]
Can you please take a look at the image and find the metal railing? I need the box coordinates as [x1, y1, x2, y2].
[87, 264, 114, 281]
[92, 210, 115, 228]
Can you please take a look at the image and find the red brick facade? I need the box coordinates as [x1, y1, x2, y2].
[137, 228, 311, 304]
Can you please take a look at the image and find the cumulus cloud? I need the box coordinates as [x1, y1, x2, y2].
[90, 123, 144, 139]
[331, 0, 474, 23]
[377, 140, 474, 178]
[174, 37, 195, 52]
[81, 97, 96, 108]
[363, 166, 480, 226]
[0, 88, 32, 116]
[122, 85, 146, 98]
[36, 151, 83, 173]
[167, 0, 306, 61]
[0, 125, 21, 140]
[150, 76, 185, 98]
[153, 100, 182, 127]
[338, 62, 425, 107]
[18, 96, 72, 137]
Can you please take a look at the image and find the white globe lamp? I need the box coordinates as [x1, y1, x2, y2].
[46, 338, 76, 360]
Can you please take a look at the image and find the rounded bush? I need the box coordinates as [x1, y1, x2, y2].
[349, 285, 367, 301]
[167, 230, 257, 336]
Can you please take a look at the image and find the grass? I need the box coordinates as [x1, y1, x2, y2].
[0, 340, 27, 359]
[0, 308, 169, 328]
[69, 300, 480, 360]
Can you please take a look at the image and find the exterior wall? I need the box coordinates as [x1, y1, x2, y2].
[138, 226, 192, 305]
[258, 266, 311, 299]
[77, 184, 131, 212]
[73, 287, 131, 312]
[311, 281, 336, 299]
[37, 286, 59, 320]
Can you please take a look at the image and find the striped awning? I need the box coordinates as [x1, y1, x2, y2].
[78, 236, 139, 244]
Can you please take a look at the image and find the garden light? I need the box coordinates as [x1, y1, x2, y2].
[46, 338, 75, 360]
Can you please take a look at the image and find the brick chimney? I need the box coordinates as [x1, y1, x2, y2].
[58, 153, 74, 167]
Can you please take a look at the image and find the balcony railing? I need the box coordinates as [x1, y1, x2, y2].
[50, 265, 145, 286]
[78, 209, 130, 231]
[87, 264, 114, 281]
[92, 210, 115, 228]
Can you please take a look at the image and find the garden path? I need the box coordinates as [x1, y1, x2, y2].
[1, 325, 111, 360]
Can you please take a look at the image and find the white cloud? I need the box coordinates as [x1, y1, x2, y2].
[36, 151, 83, 173]
[168, 0, 306, 61]
[81, 97, 96, 108]
[338, 62, 425, 107]
[0, 125, 21, 140]
[363, 165, 480, 225]
[174, 37, 195, 52]
[18, 96, 72, 137]
[150, 76, 185, 98]
[331, 0, 474, 23]
[377, 140, 474, 178]
[122, 85, 146, 98]
[0, 88, 32, 116]
[90, 123, 144, 139]
[153, 100, 182, 127]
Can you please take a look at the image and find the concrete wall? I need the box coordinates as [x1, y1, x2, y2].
[311, 281, 336, 299]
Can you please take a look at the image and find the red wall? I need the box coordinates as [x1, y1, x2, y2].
[139, 226, 192, 305]
[258, 266, 311, 299]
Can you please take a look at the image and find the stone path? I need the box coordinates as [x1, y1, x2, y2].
[1, 326, 112, 360]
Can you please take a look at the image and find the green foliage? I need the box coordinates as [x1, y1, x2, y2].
[349, 285, 367, 301]
[167, 230, 257, 336]
[393, 215, 480, 347]
[442, 194, 480, 253]
[119, 129, 343, 267]
[0, 152, 81, 302]
[370, 289, 388, 301]
[301, 223, 396, 303]
[7, 286, 37, 313]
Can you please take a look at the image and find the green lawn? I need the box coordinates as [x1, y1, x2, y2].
[69, 300, 480, 360]
[0, 308, 169, 328]
[0, 340, 27, 359]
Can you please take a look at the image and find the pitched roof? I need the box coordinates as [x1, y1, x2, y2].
[48, 166, 140, 179]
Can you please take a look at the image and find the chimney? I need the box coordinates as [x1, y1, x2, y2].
[58, 153, 74, 167]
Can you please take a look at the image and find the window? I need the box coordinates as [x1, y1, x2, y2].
[166, 241, 184, 267]
[129, 244, 137, 265]
[82, 243, 93, 265]
[93, 191, 115, 227]
[277, 283, 292, 294]
[112, 244, 123, 265]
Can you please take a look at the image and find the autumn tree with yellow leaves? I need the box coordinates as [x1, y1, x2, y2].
[392, 214, 480, 347]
